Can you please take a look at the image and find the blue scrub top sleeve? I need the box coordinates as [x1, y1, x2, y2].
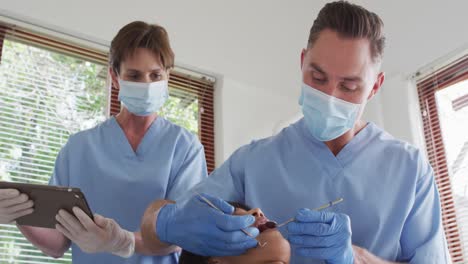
[48, 139, 71, 187]
[399, 152, 451, 263]
[166, 141, 208, 201]
[187, 144, 250, 205]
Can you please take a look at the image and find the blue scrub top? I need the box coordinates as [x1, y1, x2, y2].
[50, 116, 207, 264]
[191, 118, 451, 264]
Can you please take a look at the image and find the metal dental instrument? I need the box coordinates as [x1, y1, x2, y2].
[195, 193, 257, 238]
[275, 197, 344, 228]
[195, 193, 342, 247]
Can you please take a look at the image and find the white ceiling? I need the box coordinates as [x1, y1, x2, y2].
[1, 0, 467, 96]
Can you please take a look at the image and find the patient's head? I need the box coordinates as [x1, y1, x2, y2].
[179, 202, 290, 264]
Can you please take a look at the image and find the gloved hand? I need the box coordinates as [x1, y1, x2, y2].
[0, 189, 34, 224]
[156, 193, 259, 256]
[287, 209, 354, 264]
[55, 207, 135, 258]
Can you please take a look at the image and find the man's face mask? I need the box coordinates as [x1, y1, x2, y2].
[299, 82, 361, 141]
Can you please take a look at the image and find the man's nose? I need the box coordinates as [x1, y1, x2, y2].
[321, 81, 340, 97]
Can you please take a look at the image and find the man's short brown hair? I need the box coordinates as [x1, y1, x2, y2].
[308, 1, 385, 62]
[109, 21, 174, 73]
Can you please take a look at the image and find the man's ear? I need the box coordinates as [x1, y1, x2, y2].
[368, 71, 385, 100]
[300, 48, 307, 70]
[109, 67, 119, 90]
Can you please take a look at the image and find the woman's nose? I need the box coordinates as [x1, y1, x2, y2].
[142, 75, 152, 83]
[249, 208, 265, 218]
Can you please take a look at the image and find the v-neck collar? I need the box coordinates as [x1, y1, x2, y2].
[335, 122, 375, 166]
[297, 118, 374, 173]
[109, 116, 161, 159]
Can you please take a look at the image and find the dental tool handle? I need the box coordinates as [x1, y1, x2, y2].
[275, 218, 295, 228]
[276, 198, 344, 228]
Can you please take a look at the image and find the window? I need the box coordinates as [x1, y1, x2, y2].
[0, 23, 108, 264]
[417, 55, 468, 263]
[0, 22, 215, 263]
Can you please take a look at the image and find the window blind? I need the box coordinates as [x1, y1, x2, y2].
[417, 54, 468, 263]
[0, 23, 109, 264]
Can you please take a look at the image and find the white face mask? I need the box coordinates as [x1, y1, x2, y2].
[299, 82, 361, 141]
[118, 79, 169, 116]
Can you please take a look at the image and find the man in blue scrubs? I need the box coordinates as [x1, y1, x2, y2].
[143, 2, 451, 264]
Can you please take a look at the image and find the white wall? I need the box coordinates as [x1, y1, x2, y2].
[0, 1, 302, 166]
[378, 74, 425, 147]
[1, 0, 467, 165]
[215, 77, 298, 164]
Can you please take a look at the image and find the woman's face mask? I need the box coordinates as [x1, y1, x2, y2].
[113, 47, 171, 116]
[118, 79, 169, 116]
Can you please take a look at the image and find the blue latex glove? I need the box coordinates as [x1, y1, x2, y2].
[287, 208, 354, 264]
[156, 193, 259, 256]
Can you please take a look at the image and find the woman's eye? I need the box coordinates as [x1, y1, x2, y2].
[151, 73, 162, 80]
[252, 212, 258, 216]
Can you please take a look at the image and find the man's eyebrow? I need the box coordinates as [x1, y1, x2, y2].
[309, 62, 363, 82]
[342, 76, 363, 82]
[309, 63, 325, 74]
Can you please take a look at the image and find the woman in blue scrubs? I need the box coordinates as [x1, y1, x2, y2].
[1, 21, 207, 263]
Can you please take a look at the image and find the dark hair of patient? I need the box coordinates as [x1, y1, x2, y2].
[178, 202, 250, 264]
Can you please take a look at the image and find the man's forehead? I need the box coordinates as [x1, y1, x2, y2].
[307, 31, 375, 66]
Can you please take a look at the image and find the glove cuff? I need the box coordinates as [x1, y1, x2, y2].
[112, 230, 135, 258]
[141, 199, 176, 251]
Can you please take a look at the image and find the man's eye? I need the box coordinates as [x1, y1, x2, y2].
[311, 71, 326, 83]
[340, 84, 356, 92]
